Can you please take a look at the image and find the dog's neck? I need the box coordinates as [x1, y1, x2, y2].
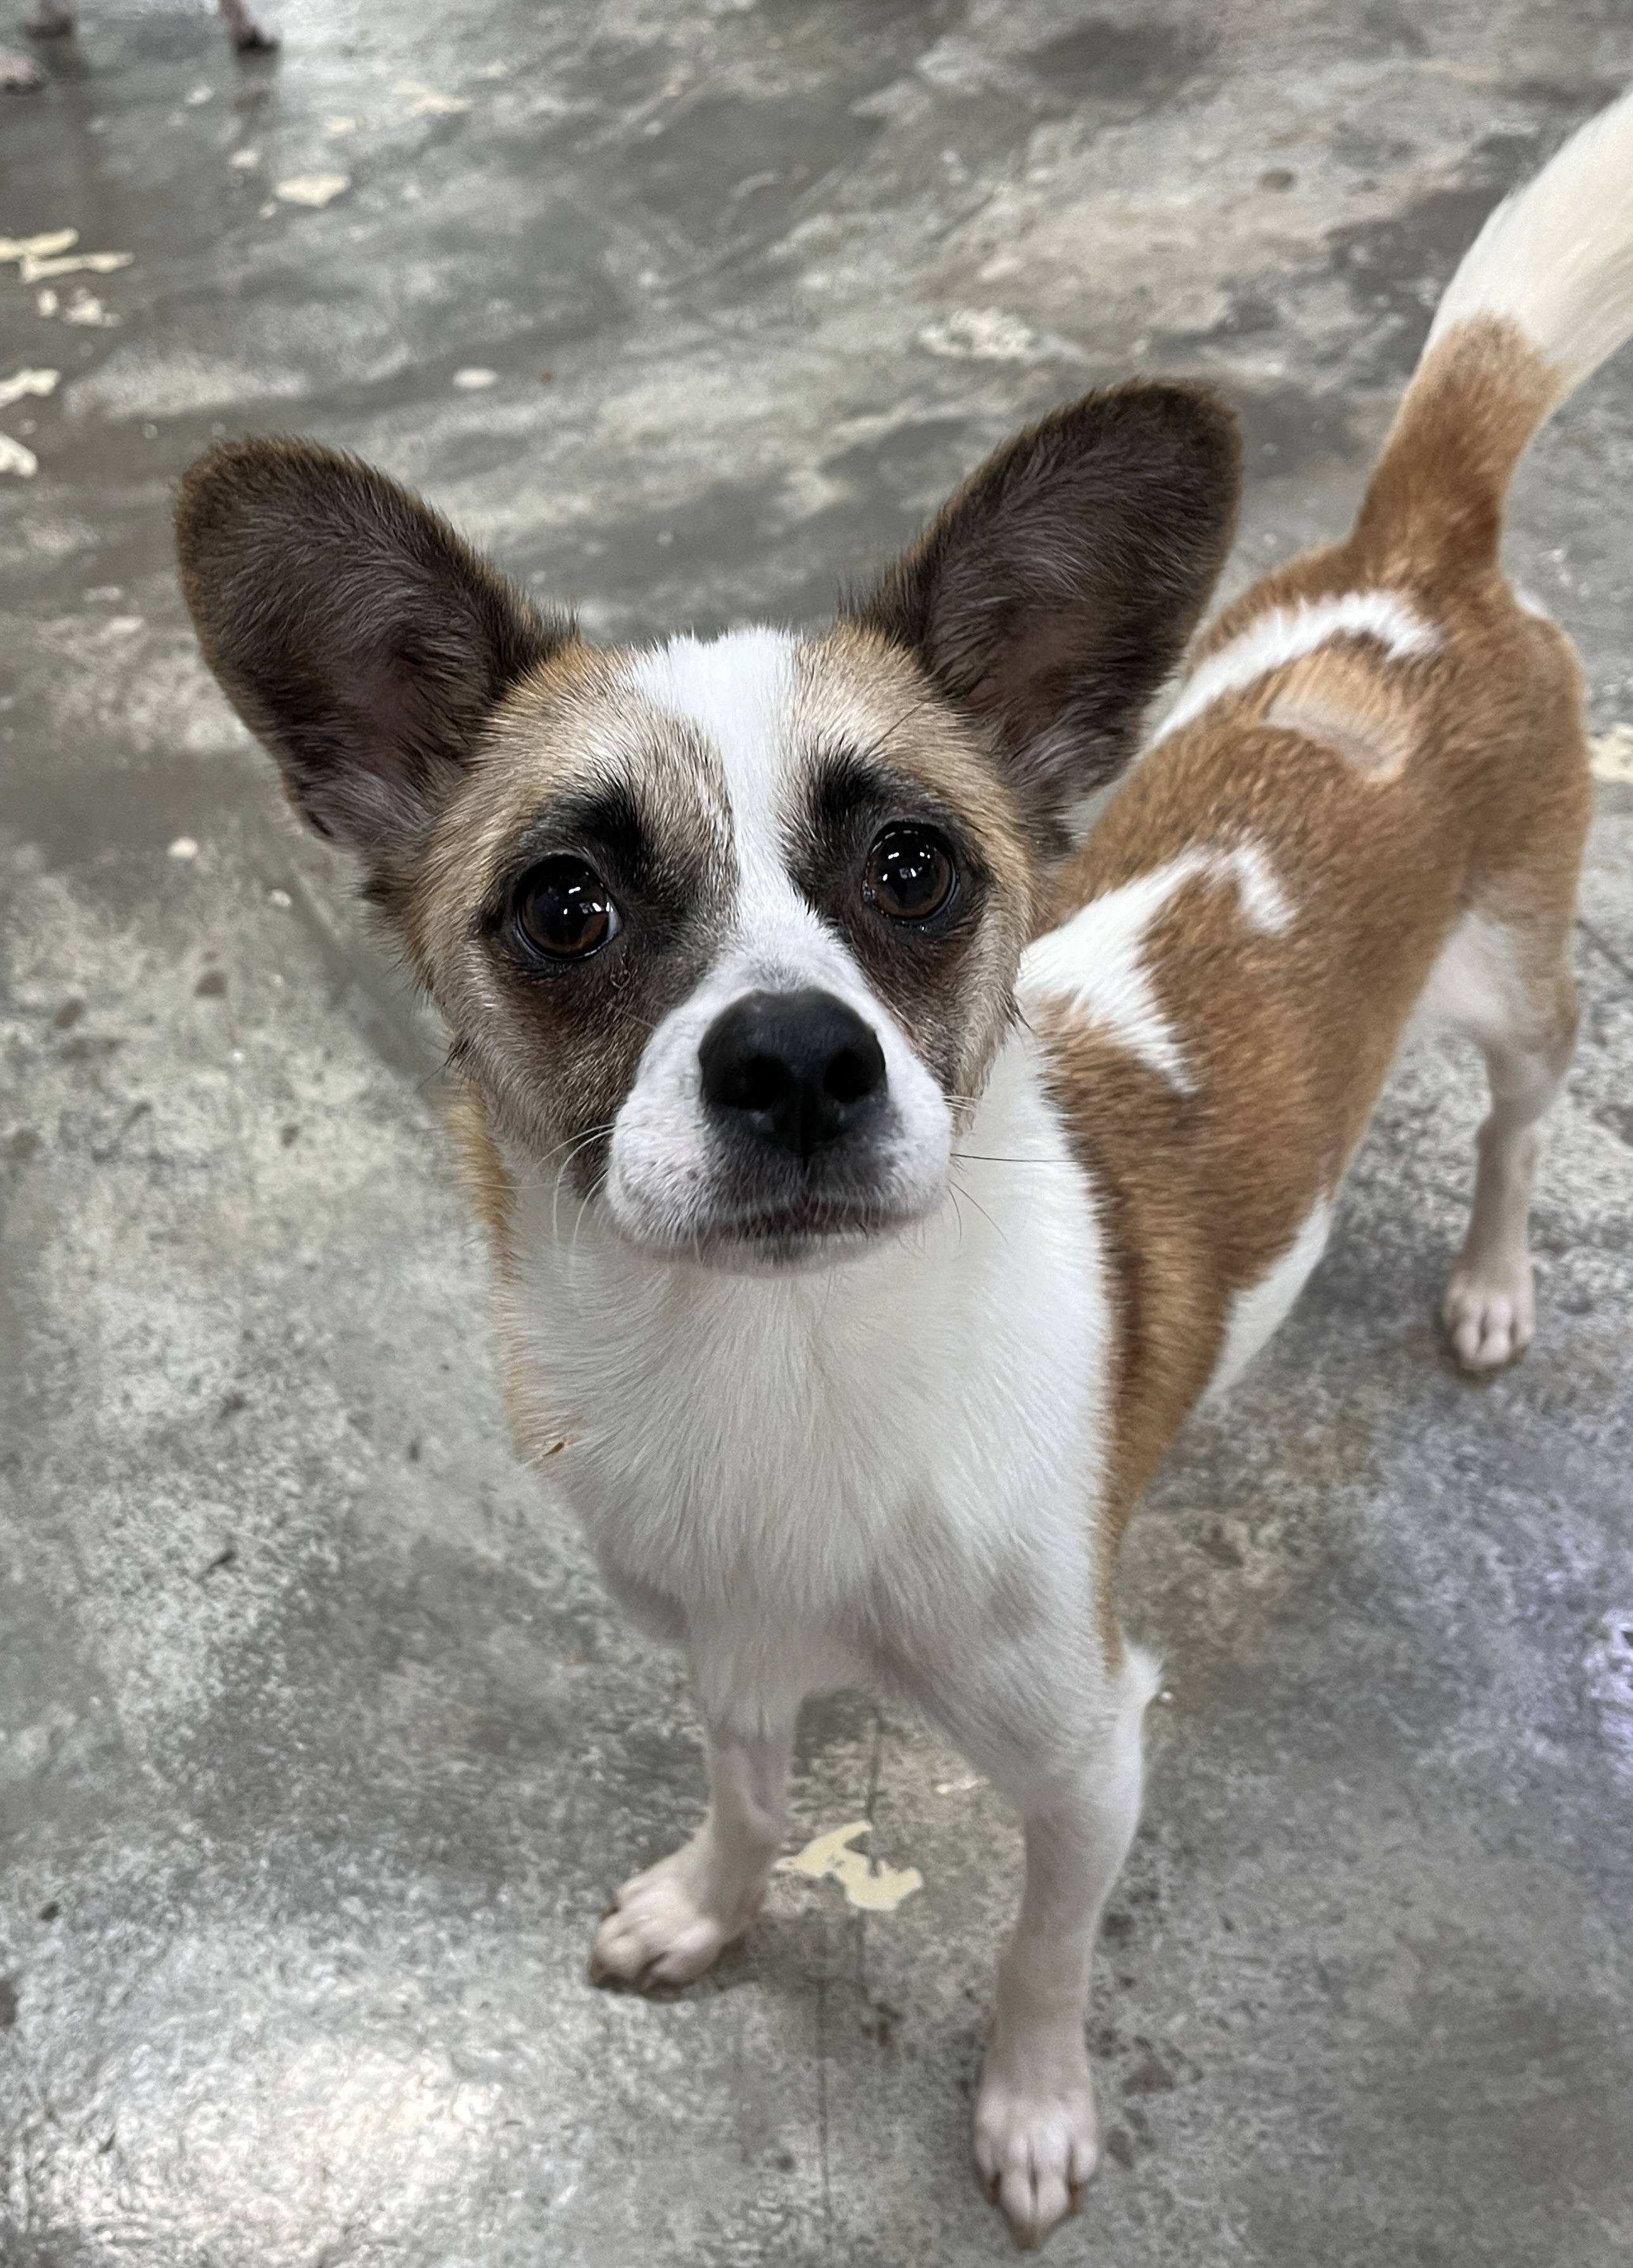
[494, 1026, 1115, 1630]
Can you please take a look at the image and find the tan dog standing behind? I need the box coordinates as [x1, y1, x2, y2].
[175, 88, 1626, 2251]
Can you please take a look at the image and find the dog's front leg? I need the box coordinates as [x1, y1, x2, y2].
[590, 1640, 801, 1991]
[963, 1644, 1158, 2250]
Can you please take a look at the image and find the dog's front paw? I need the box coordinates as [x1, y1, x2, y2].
[589, 1841, 759, 1990]
[974, 2029, 1098, 2252]
[1443, 1258, 1535, 1370]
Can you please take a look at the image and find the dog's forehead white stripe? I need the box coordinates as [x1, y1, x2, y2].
[625, 626, 836, 961]
[624, 627, 802, 839]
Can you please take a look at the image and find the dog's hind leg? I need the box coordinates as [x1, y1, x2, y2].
[219, 0, 278, 50]
[1426, 908, 1579, 1370]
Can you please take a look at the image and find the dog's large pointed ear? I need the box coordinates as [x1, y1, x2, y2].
[174, 437, 566, 900]
[847, 381, 1241, 841]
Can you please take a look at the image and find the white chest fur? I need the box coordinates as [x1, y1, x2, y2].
[501, 1034, 1111, 1671]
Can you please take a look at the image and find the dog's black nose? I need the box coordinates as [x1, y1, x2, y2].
[699, 989, 887, 1161]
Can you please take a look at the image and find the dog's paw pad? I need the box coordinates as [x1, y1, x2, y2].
[1443, 1264, 1535, 1371]
[975, 2048, 1098, 2251]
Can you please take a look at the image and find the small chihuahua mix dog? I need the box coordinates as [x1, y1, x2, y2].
[177, 89, 1627, 2248]
[2, 1, 273, 91]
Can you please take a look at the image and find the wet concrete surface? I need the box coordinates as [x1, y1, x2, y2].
[2, 4, 1632, 2262]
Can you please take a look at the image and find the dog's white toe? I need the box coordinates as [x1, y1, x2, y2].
[589, 1845, 757, 1990]
[1443, 1261, 1536, 1371]
[974, 2033, 1098, 2252]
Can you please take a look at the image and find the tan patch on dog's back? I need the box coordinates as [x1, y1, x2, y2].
[1264, 645, 1423, 782]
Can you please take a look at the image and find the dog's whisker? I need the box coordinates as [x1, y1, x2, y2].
[949, 1169, 1008, 1247]
[949, 1151, 1075, 1167]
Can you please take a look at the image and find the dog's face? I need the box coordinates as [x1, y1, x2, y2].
[411, 624, 1037, 1265]
[175, 388, 1239, 1268]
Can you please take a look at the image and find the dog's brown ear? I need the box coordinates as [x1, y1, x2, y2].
[848, 381, 1241, 840]
[175, 437, 565, 898]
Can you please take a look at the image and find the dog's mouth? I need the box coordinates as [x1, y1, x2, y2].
[713, 1199, 892, 1250]
[624, 1192, 919, 1272]
[602, 1079, 953, 1270]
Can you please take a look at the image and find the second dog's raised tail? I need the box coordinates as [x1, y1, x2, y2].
[1352, 84, 1633, 584]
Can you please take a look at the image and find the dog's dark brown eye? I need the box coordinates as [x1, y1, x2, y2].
[863, 824, 956, 922]
[511, 858, 620, 962]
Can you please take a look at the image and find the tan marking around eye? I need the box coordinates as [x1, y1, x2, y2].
[407, 642, 731, 980]
[796, 625, 1042, 1095]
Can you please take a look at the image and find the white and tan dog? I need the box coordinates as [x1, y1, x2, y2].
[176, 89, 1628, 2249]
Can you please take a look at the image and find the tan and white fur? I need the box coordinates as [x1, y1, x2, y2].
[174, 89, 1628, 2252]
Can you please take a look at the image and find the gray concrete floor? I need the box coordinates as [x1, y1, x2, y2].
[2, 3, 1631, 2262]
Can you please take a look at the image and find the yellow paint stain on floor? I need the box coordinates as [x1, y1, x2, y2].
[0, 368, 59, 409]
[776, 1821, 923, 1912]
[20, 250, 132, 285]
[394, 81, 471, 118]
[275, 174, 352, 210]
[0, 229, 79, 265]
[1589, 723, 1633, 784]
